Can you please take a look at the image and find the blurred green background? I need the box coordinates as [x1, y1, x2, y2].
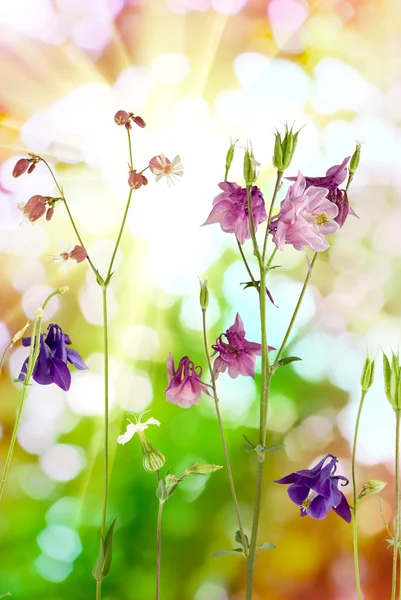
[0, 0, 399, 598]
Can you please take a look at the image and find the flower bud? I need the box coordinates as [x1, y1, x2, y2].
[128, 169, 145, 189]
[57, 286, 69, 294]
[46, 207, 54, 221]
[114, 110, 130, 126]
[224, 139, 237, 181]
[21, 195, 47, 222]
[156, 480, 168, 502]
[137, 431, 165, 472]
[358, 479, 387, 500]
[12, 158, 30, 178]
[361, 356, 375, 393]
[272, 124, 301, 172]
[349, 142, 361, 175]
[125, 121, 132, 130]
[243, 146, 259, 186]
[133, 115, 146, 128]
[185, 462, 223, 476]
[165, 473, 179, 498]
[69, 245, 88, 263]
[27, 162, 36, 174]
[383, 350, 401, 410]
[199, 279, 209, 310]
[11, 320, 30, 344]
[272, 132, 283, 170]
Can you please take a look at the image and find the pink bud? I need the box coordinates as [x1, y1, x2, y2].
[21, 195, 47, 222]
[46, 207, 54, 221]
[27, 162, 36, 174]
[142, 175, 148, 186]
[69, 245, 87, 263]
[133, 115, 146, 128]
[128, 169, 145, 190]
[12, 158, 30, 178]
[125, 121, 132, 130]
[114, 110, 130, 126]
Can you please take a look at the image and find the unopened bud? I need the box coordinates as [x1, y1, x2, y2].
[165, 473, 179, 498]
[361, 356, 375, 393]
[11, 320, 31, 344]
[13, 158, 30, 178]
[125, 121, 132, 130]
[199, 279, 209, 310]
[349, 142, 361, 175]
[27, 162, 36, 174]
[272, 132, 283, 170]
[272, 124, 302, 172]
[133, 115, 146, 128]
[156, 480, 168, 502]
[186, 462, 223, 476]
[358, 479, 387, 500]
[46, 206, 54, 221]
[243, 147, 259, 186]
[224, 139, 237, 181]
[383, 350, 401, 410]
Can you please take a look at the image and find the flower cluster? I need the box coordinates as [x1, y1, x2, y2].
[19, 194, 58, 223]
[202, 182, 266, 244]
[275, 454, 351, 522]
[18, 323, 87, 391]
[114, 110, 146, 130]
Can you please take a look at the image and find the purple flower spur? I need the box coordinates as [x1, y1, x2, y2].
[18, 323, 87, 391]
[274, 453, 351, 523]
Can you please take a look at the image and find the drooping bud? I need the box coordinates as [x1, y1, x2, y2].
[224, 138, 238, 181]
[133, 115, 146, 128]
[272, 124, 301, 172]
[383, 350, 401, 411]
[114, 110, 130, 126]
[185, 462, 223, 476]
[46, 207, 54, 221]
[12, 158, 30, 178]
[128, 169, 145, 189]
[137, 431, 166, 472]
[125, 121, 132, 130]
[361, 356, 375, 393]
[21, 194, 47, 222]
[199, 279, 209, 310]
[349, 142, 361, 175]
[69, 245, 88, 263]
[27, 162, 36, 174]
[358, 479, 387, 500]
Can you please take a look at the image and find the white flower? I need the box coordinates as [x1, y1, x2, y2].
[117, 415, 161, 445]
[149, 154, 184, 186]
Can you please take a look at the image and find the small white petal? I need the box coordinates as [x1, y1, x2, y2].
[143, 417, 161, 427]
[117, 423, 138, 445]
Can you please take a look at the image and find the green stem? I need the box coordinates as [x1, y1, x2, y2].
[96, 581, 101, 600]
[201, 309, 248, 555]
[236, 237, 259, 292]
[392, 409, 401, 600]
[106, 189, 133, 282]
[266, 247, 278, 271]
[245, 263, 271, 600]
[101, 287, 109, 538]
[127, 129, 133, 169]
[262, 171, 283, 263]
[0, 342, 12, 377]
[275, 252, 317, 364]
[351, 390, 367, 600]
[156, 500, 164, 600]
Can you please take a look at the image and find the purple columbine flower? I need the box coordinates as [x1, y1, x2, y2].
[287, 157, 357, 227]
[202, 182, 267, 245]
[165, 354, 210, 409]
[274, 453, 351, 523]
[18, 323, 87, 391]
[270, 172, 339, 253]
[212, 313, 274, 379]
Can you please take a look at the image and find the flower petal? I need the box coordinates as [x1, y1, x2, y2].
[117, 423, 137, 445]
[287, 483, 310, 505]
[50, 357, 71, 391]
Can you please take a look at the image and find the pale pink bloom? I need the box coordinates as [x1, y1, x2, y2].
[271, 172, 339, 253]
[149, 154, 183, 186]
[165, 354, 209, 408]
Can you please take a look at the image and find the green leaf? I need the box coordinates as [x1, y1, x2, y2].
[235, 530, 249, 548]
[257, 542, 276, 550]
[92, 518, 118, 581]
[262, 444, 285, 453]
[277, 356, 302, 367]
[212, 548, 244, 558]
[241, 280, 260, 291]
[243, 435, 256, 453]
[0, 593, 11, 598]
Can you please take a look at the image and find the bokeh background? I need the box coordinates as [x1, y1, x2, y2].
[0, 0, 400, 598]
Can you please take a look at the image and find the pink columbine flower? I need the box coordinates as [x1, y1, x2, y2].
[212, 313, 273, 379]
[165, 354, 210, 408]
[149, 155, 184, 186]
[202, 182, 267, 245]
[270, 172, 339, 253]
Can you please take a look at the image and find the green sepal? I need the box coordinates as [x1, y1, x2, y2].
[235, 530, 249, 548]
[156, 480, 168, 502]
[383, 352, 392, 405]
[95, 270, 105, 287]
[241, 280, 260, 291]
[92, 518, 117, 581]
[360, 357, 375, 392]
[212, 548, 245, 558]
[276, 356, 302, 367]
[256, 541, 276, 550]
[104, 272, 114, 287]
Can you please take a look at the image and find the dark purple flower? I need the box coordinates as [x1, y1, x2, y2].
[165, 354, 210, 408]
[212, 313, 274, 379]
[287, 157, 357, 228]
[202, 182, 267, 245]
[274, 454, 351, 523]
[18, 324, 87, 391]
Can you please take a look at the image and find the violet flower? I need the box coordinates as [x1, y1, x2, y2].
[18, 323, 87, 391]
[274, 453, 351, 523]
[270, 172, 339, 253]
[202, 182, 267, 245]
[212, 313, 274, 379]
[287, 157, 357, 227]
[165, 354, 210, 408]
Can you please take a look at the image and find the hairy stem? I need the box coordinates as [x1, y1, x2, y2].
[351, 390, 367, 600]
[201, 309, 248, 555]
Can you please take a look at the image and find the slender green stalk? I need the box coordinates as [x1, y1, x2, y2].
[96, 581, 101, 600]
[0, 342, 13, 377]
[392, 409, 401, 600]
[127, 128, 133, 168]
[266, 247, 278, 271]
[156, 500, 164, 600]
[275, 253, 317, 364]
[101, 287, 109, 537]
[201, 309, 248, 555]
[262, 171, 283, 263]
[236, 237, 259, 292]
[351, 390, 367, 600]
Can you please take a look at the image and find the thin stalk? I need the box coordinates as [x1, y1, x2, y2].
[262, 171, 283, 263]
[201, 309, 248, 555]
[101, 286, 109, 537]
[392, 409, 401, 600]
[266, 247, 278, 271]
[236, 237, 259, 292]
[96, 581, 101, 600]
[0, 342, 13, 377]
[275, 252, 317, 364]
[351, 390, 367, 600]
[156, 500, 164, 600]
